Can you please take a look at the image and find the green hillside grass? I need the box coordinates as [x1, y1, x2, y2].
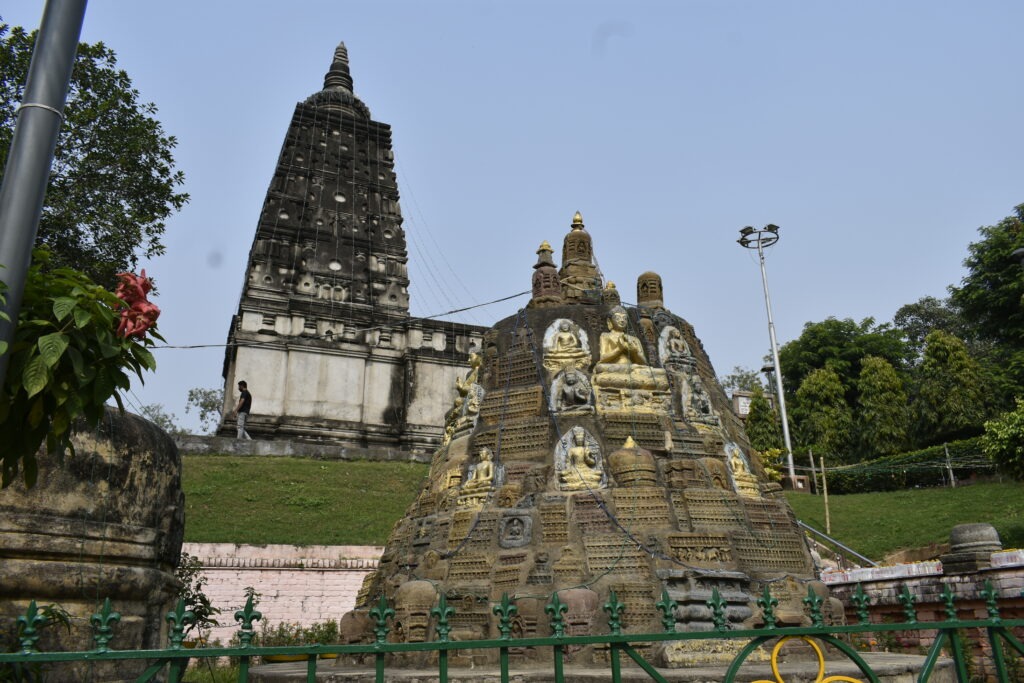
[182, 456, 428, 546]
[784, 482, 1024, 562]
[183, 455, 1024, 561]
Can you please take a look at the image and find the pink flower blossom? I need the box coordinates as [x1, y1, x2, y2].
[114, 270, 160, 339]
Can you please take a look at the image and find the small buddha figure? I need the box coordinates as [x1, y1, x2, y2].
[727, 443, 760, 498]
[691, 376, 721, 424]
[666, 328, 689, 357]
[462, 447, 495, 495]
[557, 426, 604, 491]
[553, 368, 593, 412]
[598, 306, 647, 366]
[543, 319, 590, 373]
[554, 321, 580, 353]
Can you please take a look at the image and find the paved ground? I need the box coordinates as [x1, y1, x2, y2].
[249, 652, 953, 682]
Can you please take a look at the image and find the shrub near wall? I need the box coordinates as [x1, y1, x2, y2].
[826, 437, 989, 494]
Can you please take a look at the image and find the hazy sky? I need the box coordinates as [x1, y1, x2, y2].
[5, 1, 1023, 431]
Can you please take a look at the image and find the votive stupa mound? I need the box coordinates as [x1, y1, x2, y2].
[343, 213, 834, 668]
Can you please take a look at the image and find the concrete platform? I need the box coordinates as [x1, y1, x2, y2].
[249, 652, 953, 682]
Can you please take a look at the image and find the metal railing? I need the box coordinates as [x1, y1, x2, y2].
[2, 581, 1023, 683]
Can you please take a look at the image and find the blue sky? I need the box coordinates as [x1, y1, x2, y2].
[5, 1, 1023, 431]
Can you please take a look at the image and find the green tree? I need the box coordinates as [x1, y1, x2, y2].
[949, 204, 1024, 392]
[185, 386, 223, 434]
[893, 296, 970, 359]
[777, 317, 910, 406]
[913, 330, 988, 447]
[140, 403, 184, 436]
[792, 367, 854, 462]
[745, 385, 782, 452]
[981, 398, 1024, 480]
[719, 365, 764, 397]
[855, 356, 909, 458]
[0, 23, 188, 287]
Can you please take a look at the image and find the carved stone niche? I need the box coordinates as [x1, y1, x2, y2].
[0, 409, 184, 683]
[498, 511, 533, 548]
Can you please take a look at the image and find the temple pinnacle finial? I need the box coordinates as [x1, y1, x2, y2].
[572, 211, 584, 230]
[323, 42, 354, 93]
[537, 240, 553, 254]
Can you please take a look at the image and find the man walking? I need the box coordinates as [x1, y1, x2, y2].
[233, 380, 253, 440]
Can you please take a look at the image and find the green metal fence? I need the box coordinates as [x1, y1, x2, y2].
[2, 581, 1023, 683]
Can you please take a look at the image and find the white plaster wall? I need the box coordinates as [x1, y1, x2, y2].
[361, 357, 400, 424]
[232, 347, 289, 417]
[182, 543, 382, 645]
[282, 349, 367, 421]
[406, 361, 461, 426]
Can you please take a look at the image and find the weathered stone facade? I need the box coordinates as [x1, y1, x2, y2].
[221, 44, 484, 451]
[0, 410, 183, 682]
[343, 214, 828, 668]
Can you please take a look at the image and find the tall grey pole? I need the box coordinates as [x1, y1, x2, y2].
[756, 238, 796, 482]
[738, 225, 796, 485]
[0, 0, 88, 387]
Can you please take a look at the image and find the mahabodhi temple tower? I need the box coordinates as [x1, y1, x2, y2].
[221, 44, 484, 450]
[343, 213, 838, 669]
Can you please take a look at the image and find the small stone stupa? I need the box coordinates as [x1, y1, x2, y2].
[345, 213, 829, 667]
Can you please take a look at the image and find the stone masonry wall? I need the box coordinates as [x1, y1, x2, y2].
[182, 543, 382, 645]
[823, 550, 1024, 680]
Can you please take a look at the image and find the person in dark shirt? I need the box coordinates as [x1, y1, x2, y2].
[233, 380, 253, 440]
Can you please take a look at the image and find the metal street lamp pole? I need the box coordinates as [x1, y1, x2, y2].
[0, 0, 88, 388]
[738, 225, 796, 484]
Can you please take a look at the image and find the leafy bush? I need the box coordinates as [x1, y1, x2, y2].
[825, 437, 987, 494]
[258, 619, 340, 646]
[981, 398, 1024, 480]
[0, 250, 160, 487]
[175, 552, 220, 639]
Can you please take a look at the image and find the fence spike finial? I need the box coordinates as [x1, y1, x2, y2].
[90, 598, 121, 652]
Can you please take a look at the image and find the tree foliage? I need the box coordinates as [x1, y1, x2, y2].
[140, 403, 184, 436]
[948, 204, 1024, 395]
[982, 399, 1024, 480]
[792, 367, 854, 461]
[0, 23, 188, 288]
[186, 386, 223, 435]
[777, 317, 911, 406]
[719, 365, 764, 396]
[0, 250, 160, 487]
[856, 356, 909, 459]
[913, 329, 988, 447]
[893, 296, 970, 359]
[745, 385, 782, 453]
[950, 204, 1024, 347]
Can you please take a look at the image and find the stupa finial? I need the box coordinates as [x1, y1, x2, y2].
[572, 211, 584, 230]
[323, 42, 354, 93]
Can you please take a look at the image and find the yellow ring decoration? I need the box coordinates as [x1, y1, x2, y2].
[751, 635, 865, 683]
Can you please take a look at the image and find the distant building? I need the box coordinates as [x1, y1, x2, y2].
[220, 44, 484, 452]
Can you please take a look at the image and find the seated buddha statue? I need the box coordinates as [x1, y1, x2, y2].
[462, 447, 495, 495]
[558, 427, 604, 491]
[543, 320, 590, 373]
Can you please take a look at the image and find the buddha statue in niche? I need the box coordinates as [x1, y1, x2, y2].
[543, 319, 590, 374]
[551, 368, 593, 413]
[462, 447, 495, 495]
[557, 426, 604, 491]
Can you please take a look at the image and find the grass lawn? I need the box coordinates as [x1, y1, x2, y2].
[184, 455, 1023, 560]
[785, 481, 1024, 562]
[182, 456, 428, 546]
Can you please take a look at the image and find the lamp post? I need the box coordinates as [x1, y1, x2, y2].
[738, 224, 796, 485]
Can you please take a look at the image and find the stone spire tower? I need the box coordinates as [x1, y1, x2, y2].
[221, 44, 483, 448]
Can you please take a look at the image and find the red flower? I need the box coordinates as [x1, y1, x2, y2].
[114, 270, 160, 339]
